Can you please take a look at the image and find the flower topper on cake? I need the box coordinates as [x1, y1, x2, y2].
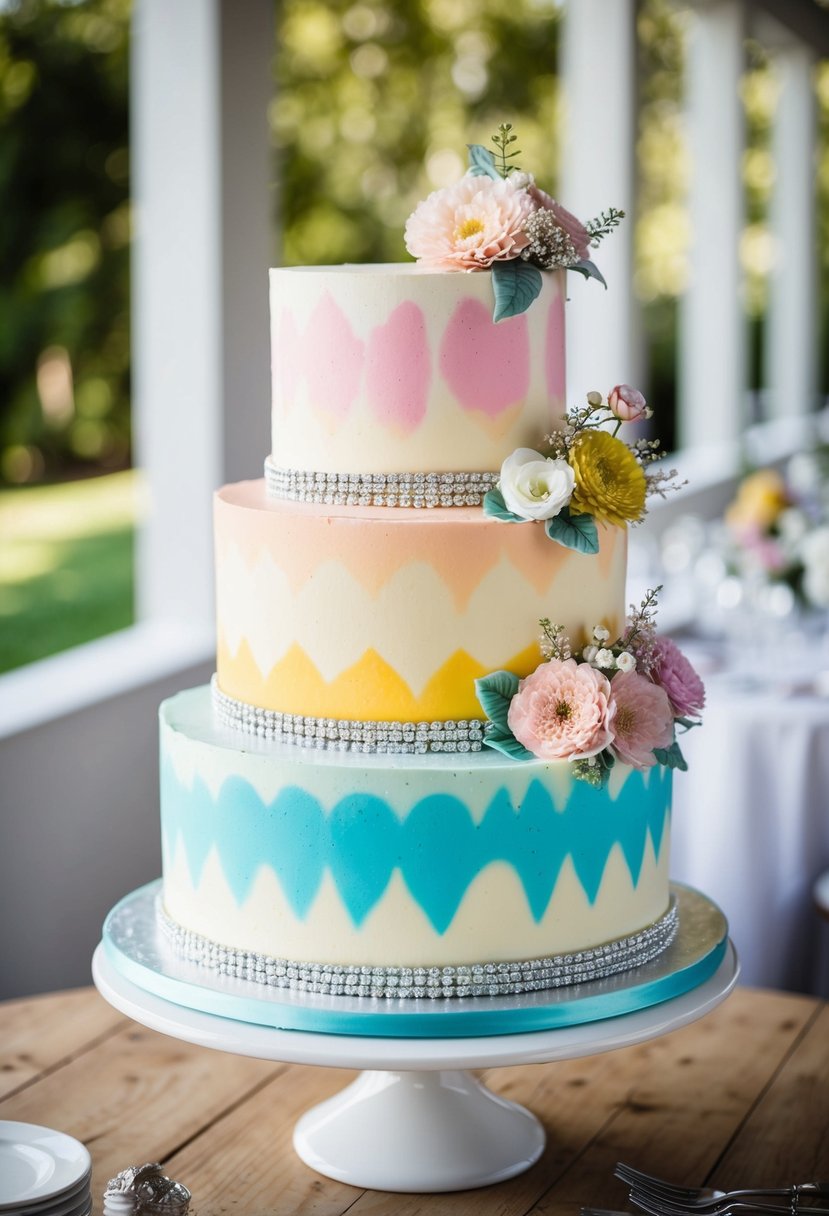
[475, 588, 705, 786]
[483, 385, 682, 553]
[404, 123, 624, 322]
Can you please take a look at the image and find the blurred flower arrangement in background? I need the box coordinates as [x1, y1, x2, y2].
[723, 453, 829, 612]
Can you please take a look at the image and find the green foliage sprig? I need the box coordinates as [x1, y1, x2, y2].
[490, 122, 521, 178]
[585, 207, 626, 245]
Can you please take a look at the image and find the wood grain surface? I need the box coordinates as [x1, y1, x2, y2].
[0, 986, 826, 1215]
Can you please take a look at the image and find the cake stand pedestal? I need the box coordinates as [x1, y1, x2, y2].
[92, 935, 738, 1193]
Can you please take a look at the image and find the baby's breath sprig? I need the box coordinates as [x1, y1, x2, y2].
[630, 437, 665, 466]
[646, 466, 688, 499]
[490, 122, 521, 178]
[585, 207, 626, 245]
[621, 586, 662, 671]
[539, 618, 570, 661]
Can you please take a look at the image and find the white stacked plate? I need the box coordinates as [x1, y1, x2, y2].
[0, 1123, 92, 1216]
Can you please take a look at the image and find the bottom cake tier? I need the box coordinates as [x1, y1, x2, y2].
[159, 686, 674, 998]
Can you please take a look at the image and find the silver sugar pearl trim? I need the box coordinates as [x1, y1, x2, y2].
[211, 676, 485, 754]
[157, 895, 679, 1000]
[264, 458, 497, 508]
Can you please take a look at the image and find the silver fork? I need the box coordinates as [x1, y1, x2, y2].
[585, 1209, 829, 1216]
[614, 1165, 829, 1211]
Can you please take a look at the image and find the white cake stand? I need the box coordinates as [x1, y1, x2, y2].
[92, 938, 738, 1193]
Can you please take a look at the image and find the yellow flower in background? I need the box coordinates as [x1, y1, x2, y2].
[568, 430, 647, 527]
[725, 469, 789, 533]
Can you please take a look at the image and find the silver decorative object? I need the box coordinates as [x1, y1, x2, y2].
[157, 896, 678, 1000]
[105, 1164, 190, 1215]
[212, 676, 485, 754]
[264, 457, 498, 508]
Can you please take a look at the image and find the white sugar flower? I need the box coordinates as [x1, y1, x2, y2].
[615, 651, 636, 673]
[592, 625, 611, 641]
[582, 644, 599, 663]
[595, 648, 615, 668]
[499, 448, 575, 522]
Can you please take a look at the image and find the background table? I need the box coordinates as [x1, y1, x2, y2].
[671, 654, 829, 995]
[1, 986, 827, 1213]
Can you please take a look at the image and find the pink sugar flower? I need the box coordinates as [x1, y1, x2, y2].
[608, 670, 674, 770]
[651, 637, 706, 719]
[404, 175, 534, 272]
[507, 658, 614, 762]
[608, 384, 649, 423]
[527, 185, 591, 260]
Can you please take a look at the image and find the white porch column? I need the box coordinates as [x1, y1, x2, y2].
[678, 0, 746, 449]
[560, 0, 640, 406]
[131, 0, 272, 629]
[765, 32, 818, 419]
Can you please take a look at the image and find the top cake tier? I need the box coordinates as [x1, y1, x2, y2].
[269, 264, 564, 481]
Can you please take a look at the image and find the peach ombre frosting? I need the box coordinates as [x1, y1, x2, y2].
[214, 481, 627, 723]
[269, 264, 565, 477]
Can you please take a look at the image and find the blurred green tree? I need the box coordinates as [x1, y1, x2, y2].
[0, 0, 130, 486]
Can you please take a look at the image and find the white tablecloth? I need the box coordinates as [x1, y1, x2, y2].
[671, 659, 829, 994]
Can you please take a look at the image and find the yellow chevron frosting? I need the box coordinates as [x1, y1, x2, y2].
[215, 480, 627, 722]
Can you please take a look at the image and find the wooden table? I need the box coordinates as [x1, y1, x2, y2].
[1, 986, 827, 1214]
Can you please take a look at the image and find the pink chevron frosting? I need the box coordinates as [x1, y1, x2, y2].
[304, 293, 365, 422]
[365, 301, 431, 433]
[439, 298, 530, 418]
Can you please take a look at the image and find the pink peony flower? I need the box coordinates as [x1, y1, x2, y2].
[651, 637, 706, 719]
[404, 175, 534, 271]
[507, 658, 615, 762]
[608, 384, 649, 423]
[527, 186, 591, 260]
[608, 670, 674, 769]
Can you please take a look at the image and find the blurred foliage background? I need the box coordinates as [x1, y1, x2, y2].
[0, 0, 827, 671]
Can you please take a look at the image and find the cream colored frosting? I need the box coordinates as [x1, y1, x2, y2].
[214, 480, 628, 722]
[270, 264, 565, 475]
[160, 687, 672, 969]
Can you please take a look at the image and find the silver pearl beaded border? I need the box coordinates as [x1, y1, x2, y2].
[264, 457, 498, 508]
[157, 897, 679, 1000]
[212, 676, 485, 754]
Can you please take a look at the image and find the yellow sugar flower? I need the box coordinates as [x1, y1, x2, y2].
[568, 430, 647, 527]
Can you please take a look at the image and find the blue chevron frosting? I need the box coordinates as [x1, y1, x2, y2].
[161, 758, 672, 934]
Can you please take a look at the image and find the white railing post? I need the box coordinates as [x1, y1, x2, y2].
[131, 0, 272, 630]
[560, 0, 640, 406]
[764, 27, 818, 419]
[678, 0, 747, 449]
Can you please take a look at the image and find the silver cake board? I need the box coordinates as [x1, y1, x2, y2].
[100, 880, 730, 1039]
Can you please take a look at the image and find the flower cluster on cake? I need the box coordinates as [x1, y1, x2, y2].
[483, 384, 682, 553]
[405, 123, 623, 321]
[475, 587, 705, 787]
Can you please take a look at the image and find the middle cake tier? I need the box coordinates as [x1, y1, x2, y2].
[215, 480, 627, 725]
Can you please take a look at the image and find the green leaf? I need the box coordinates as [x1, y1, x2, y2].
[466, 143, 501, 180]
[483, 728, 535, 762]
[482, 487, 527, 523]
[544, 507, 600, 554]
[653, 741, 688, 771]
[569, 258, 607, 289]
[474, 670, 520, 733]
[491, 260, 543, 322]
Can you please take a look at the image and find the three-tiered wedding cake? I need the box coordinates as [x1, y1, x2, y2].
[157, 143, 703, 1001]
